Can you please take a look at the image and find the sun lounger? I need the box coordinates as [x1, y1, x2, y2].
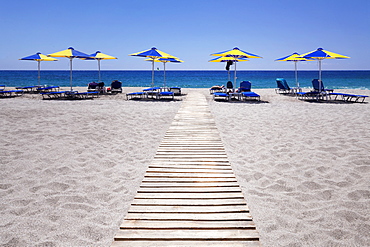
[37, 86, 60, 93]
[0, 90, 24, 98]
[110, 80, 122, 93]
[329, 92, 368, 102]
[15, 86, 40, 93]
[0, 85, 6, 91]
[210, 85, 224, 94]
[312, 79, 334, 93]
[157, 91, 175, 100]
[241, 92, 260, 101]
[169, 87, 181, 95]
[237, 81, 251, 92]
[213, 92, 230, 101]
[126, 92, 146, 100]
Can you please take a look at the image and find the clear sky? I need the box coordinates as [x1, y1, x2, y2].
[1, 0, 369, 71]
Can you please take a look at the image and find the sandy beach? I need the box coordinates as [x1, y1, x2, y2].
[1, 88, 369, 246]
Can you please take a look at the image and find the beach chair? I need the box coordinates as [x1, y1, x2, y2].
[210, 85, 224, 94]
[312, 79, 334, 93]
[157, 91, 175, 100]
[241, 92, 260, 101]
[329, 92, 368, 102]
[275, 78, 291, 94]
[213, 92, 230, 101]
[0, 90, 24, 98]
[87, 82, 99, 92]
[169, 87, 181, 95]
[0, 85, 6, 91]
[110, 80, 122, 93]
[126, 92, 146, 100]
[226, 81, 234, 92]
[37, 86, 60, 93]
[237, 81, 251, 92]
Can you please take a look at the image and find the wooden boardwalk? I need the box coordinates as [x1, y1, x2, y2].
[112, 92, 260, 246]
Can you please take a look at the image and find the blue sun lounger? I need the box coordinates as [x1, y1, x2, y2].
[312, 79, 333, 93]
[0, 90, 24, 97]
[329, 93, 368, 102]
[241, 92, 260, 101]
[157, 91, 174, 100]
[213, 92, 230, 101]
[126, 92, 146, 100]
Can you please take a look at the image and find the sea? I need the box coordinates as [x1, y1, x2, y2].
[1, 70, 369, 90]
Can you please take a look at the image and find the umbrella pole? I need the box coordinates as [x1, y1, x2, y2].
[151, 59, 154, 87]
[38, 61, 41, 85]
[234, 60, 237, 86]
[318, 59, 322, 92]
[69, 58, 73, 91]
[163, 63, 166, 87]
[228, 70, 230, 81]
[98, 59, 101, 82]
[295, 61, 298, 88]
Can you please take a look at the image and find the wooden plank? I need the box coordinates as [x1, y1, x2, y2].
[112, 240, 260, 247]
[114, 229, 259, 240]
[140, 182, 239, 187]
[128, 205, 249, 213]
[137, 187, 241, 193]
[142, 177, 238, 182]
[135, 192, 245, 199]
[144, 173, 235, 178]
[146, 168, 233, 174]
[148, 165, 232, 170]
[124, 212, 253, 221]
[120, 220, 255, 229]
[131, 198, 248, 206]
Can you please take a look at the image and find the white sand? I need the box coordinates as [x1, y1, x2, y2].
[0, 87, 369, 246]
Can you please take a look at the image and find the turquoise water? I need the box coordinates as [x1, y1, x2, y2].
[1, 70, 369, 90]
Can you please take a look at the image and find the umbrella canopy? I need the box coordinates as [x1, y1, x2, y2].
[129, 47, 178, 87]
[19, 52, 58, 85]
[145, 57, 183, 87]
[210, 47, 262, 84]
[300, 48, 350, 84]
[275, 52, 312, 88]
[209, 56, 249, 81]
[48, 47, 91, 91]
[81, 51, 117, 82]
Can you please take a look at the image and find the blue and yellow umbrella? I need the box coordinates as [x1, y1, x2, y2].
[275, 52, 312, 88]
[48, 47, 91, 91]
[211, 47, 262, 84]
[81, 51, 117, 82]
[19, 52, 58, 85]
[300, 48, 350, 82]
[146, 57, 183, 87]
[130, 47, 178, 87]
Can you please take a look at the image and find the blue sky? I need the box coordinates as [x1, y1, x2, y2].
[1, 0, 369, 70]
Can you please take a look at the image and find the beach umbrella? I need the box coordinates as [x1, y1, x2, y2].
[80, 51, 117, 82]
[146, 57, 183, 87]
[48, 47, 91, 91]
[129, 47, 178, 87]
[300, 48, 350, 86]
[275, 52, 312, 88]
[19, 52, 58, 85]
[209, 56, 249, 81]
[211, 47, 262, 85]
